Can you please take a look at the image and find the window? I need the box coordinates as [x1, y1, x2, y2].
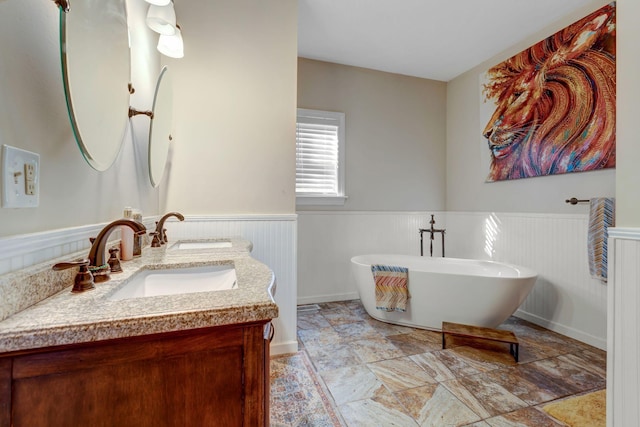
[296, 108, 346, 205]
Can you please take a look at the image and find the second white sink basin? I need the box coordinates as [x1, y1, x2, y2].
[109, 264, 237, 301]
[170, 241, 233, 250]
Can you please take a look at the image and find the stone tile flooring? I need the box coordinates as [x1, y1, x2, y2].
[273, 300, 606, 426]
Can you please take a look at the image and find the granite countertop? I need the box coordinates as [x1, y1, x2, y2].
[0, 239, 278, 354]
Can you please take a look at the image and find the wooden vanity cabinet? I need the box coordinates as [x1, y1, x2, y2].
[0, 321, 272, 427]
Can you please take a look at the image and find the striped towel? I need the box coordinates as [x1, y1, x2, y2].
[372, 265, 409, 312]
[587, 197, 615, 282]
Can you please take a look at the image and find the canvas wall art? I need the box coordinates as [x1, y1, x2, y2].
[481, 3, 616, 182]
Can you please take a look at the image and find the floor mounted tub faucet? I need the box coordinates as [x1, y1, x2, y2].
[419, 214, 446, 257]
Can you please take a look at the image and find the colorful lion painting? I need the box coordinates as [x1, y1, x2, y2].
[481, 3, 616, 182]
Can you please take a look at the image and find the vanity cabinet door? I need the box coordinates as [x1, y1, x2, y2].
[243, 323, 270, 426]
[8, 324, 269, 427]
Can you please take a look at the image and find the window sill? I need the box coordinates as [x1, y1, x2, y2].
[296, 195, 348, 206]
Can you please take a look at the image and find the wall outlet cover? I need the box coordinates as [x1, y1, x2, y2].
[2, 144, 39, 208]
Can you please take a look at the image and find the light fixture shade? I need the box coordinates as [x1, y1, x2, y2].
[157, 27, 184, 58]
[146, 4, 177, 35]
[143, 0, 171, 5]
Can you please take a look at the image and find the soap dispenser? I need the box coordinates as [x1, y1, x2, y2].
[120, 207, 134, 261]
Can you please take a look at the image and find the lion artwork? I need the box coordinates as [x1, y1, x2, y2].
[482, 3, 616, 182]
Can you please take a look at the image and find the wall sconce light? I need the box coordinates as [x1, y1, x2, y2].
[146, 3, 176, 35]
[143, 0, 171, 5]
[158, 25, 184, 58]
[145, 1, 184, 58]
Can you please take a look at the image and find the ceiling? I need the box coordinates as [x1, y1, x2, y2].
[298, 0, 593, 82]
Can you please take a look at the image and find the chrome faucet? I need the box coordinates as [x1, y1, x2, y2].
[419, 214, 446, 257]
[152, 212, 185, 246]
[53, 218, 146, 290]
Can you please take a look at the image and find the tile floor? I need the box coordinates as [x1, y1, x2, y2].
[273, 300, 606, 426]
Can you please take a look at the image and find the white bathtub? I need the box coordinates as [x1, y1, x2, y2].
[351, 254, 537, 330]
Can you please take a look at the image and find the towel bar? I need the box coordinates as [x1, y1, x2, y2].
[566, 198, 589, 205]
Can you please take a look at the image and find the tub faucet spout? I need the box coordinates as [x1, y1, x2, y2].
[419, 214, 446, 257]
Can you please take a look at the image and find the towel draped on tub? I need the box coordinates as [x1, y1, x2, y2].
[371, 265, 409, 312]
[588, 197, 615, 283]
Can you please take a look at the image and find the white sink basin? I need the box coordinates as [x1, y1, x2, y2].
[109, 264, 237, 301]
[170, 241, 233, 250]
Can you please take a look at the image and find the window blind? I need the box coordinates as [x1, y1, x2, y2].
[296, 116, 340, 195]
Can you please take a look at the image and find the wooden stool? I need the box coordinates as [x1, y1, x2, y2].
[442, 321, 519, 362]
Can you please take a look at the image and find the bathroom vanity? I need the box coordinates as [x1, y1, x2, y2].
[0, 239, 278, 426]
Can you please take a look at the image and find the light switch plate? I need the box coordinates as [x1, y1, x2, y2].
[2, 144, 39, 208]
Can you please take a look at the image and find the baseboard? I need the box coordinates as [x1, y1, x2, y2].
[515, 309, 606, 350]
[297, 292, 359, 305]
[270, 340, 298, 356]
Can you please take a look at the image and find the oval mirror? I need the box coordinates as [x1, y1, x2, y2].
[148, 66, 173, 187]
[60, 0, 131, 171]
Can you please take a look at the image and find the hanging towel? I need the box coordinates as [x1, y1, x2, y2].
[372, 265, 409, 312]
[587, 197, 615, 282]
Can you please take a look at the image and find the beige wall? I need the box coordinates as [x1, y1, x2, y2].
[0, 0, 161, 238]
[297, 59, 447, 211]
[165, 0, 297, 215]
[446, 0, 615, 214]
[616, 0, 640, 227]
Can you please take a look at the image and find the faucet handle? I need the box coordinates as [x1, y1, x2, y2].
[52, 259, 95, 293]
[108, 247, 123, 273]
[150, 231, 162, 247]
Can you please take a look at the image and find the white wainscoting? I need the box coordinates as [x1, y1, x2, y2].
[165, 215, 298, 355]
[607, 228, 640, 427]
[298, 211, 607, 349]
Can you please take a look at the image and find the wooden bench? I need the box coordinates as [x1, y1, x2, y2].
[442, 321, 519, 362]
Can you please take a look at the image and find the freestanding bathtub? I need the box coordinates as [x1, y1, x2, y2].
[351, 254, 537, 330]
